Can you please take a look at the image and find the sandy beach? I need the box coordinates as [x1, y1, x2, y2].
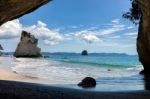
[0, 66, 50, 84]
[0, 56, 53, 84]
[0, 56, 78, 84]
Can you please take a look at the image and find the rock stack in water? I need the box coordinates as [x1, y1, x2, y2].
[0, 44, 3, 56]
[81, 50, 88, 56]
[14, 31, 41, 57]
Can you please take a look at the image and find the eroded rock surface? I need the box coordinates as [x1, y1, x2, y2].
[14, 31, 41, 57]
[0, 0, 50, 25]
[78, 77, 96, 88]
[137, 0, 150, 74]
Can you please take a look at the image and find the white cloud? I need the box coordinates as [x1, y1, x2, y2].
[98, 19, 125, 36]
[24, 21, 64, 45]
[0, 18, 137, 47]
[109, 35, 121, 39]
[87, 26, 98, 31]
[69, 26, 79, 29]
[100, 42, 135, 48]
[0, 18, 137, 54]
[0, 20, 22, 39]
[75, 31, 101, 44]
[63, 33, 74, 40]
[127, 26, 134, 29]
[67, 19, 126, 43]
[0, 19, 63, 45]
[124, 32, 137, 36]
[65, 19, 127, 44]
[99, 27, 124, 36]
[111, 19, 120, 24]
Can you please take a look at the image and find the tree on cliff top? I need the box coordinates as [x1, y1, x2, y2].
[123, 0, 141, 25]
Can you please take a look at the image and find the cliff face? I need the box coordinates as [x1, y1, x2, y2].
[14, 31, 41, 57]
[0, 0, 50, 25]
[137, 0, 150, 74]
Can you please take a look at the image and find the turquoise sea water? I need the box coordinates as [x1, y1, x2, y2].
[46, 53, 140, 68]
[45, 53, 145, 91]
[2, 53, 142, 84]
[0, 53, 146, 91]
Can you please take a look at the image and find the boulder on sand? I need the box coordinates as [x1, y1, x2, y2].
[14, 31, 41, 57]
[78, 77, 96, 88]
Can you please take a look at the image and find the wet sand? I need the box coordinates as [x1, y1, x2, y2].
[0, 67, 150, 99]
[0, 79, 150, 99]
[0, 56, 75, 84]
[0, 66, 70, 84]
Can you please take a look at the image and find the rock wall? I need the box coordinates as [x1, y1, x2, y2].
[137, 0, 150, 74]
[0, 0, 50, 25]
[14, 31, 41, 57]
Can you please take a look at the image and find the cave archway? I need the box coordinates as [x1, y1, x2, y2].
[0, 0, 150, 90]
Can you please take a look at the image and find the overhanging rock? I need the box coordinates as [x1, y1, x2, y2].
[0, 0, 50, 25]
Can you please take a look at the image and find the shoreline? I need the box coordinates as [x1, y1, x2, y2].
[0, 66, 81, 84]
[0, 56, 78, 84]
[0, 57, 150, 98]
[0, 66, 55, 84]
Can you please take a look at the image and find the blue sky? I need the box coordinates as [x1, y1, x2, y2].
[0, 0, 138, 55]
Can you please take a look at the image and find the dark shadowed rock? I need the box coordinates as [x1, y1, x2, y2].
[0, 44, 3, 50]
[0, 44, 3, 56]
[0, 0, 50, 25]
[136, 0, 150, 75]
[78, 77, 96, 88]
[14, 31, 41, 57]
[81, 50, 88, 56]
[43, 56, 50, 58]
[139, 70, 145, 75]
[107, 69, 111, 71]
